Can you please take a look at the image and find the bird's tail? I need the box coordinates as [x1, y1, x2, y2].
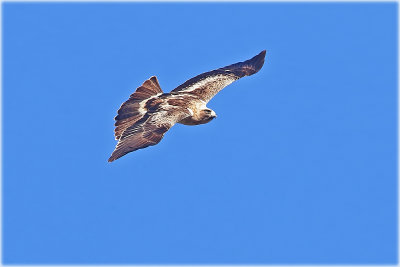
[113, 76, 163, 140]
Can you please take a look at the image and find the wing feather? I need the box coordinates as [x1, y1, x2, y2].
[108, 106, 191, 162]
[171, 50, 266, 102]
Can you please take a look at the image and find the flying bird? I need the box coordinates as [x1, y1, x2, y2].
[108, 50, 266, 162]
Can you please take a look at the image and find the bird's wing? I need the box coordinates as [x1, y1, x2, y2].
[171, 50, 266, 102]
[114, 76, 163, 140]
[108, 104, 191, 162]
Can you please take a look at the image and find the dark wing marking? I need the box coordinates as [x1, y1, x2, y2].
[108, 105, 191, 162]
[114, 76, 163, 140]
[171, 50, 266, 102]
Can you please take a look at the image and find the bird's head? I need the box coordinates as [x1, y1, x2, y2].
[200, 108, 217, 122]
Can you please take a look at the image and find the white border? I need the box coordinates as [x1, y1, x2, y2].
[0, 0, 398, 266]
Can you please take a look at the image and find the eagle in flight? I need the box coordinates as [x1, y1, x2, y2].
[108, 50, 266, 162]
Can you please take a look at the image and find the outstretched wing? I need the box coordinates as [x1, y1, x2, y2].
[171, 50, 266, 102]
[108, 105, 191, 162]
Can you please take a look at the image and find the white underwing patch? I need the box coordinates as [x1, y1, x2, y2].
[187, 108, 194, 116]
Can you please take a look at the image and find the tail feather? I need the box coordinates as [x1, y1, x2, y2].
[129, 76, 163, 100]
[113, 76, 163, 140]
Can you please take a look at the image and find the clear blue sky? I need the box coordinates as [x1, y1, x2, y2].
[3, 2, 397, 264]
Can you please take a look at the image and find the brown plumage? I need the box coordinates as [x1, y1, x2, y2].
[108, 50, 266, 162]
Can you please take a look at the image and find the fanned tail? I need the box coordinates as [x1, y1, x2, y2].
[114, 76, 163, 140]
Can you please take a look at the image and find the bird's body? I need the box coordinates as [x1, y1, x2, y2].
[109, 50, 266, 162]
[143, 93, 212, 126]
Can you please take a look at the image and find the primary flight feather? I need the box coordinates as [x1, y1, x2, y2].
[108, 50, 266, 162]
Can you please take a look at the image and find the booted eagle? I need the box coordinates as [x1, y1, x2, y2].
[108, 50, 266, 162]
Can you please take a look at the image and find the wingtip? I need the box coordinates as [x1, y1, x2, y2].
[256, 49, 267, 61]
[108, 155, 116, 162]
[248, 49, 267, 74]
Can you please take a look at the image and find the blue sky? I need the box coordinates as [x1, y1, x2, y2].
[3, 2, 398, 264]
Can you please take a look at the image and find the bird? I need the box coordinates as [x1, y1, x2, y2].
[108, 50, 266, 162]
